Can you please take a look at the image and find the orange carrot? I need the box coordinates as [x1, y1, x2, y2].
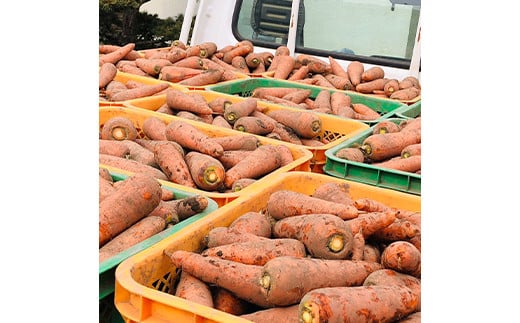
[399, 76, 421, 90]
[171, 39, 187, 49]
[208, 97, 233, 115]
[373, 155, 421, 173]
[287, 65, 310, 81]
[384, 79, 401, 97]
[251, 61, 266, 74]
[324, 73, 355, 91]
[258, 51, 275, 67]
[269, 122, 303, 145]
[216, 150, 254, 169]
[233, 116, 275, 135]
[99, 139, 131, 158]
[212, 115, 233, 129]
[351, 103, 382, 120]
[229, 211, 273, 237]
[99, 44, 139, 60]
[210, 134, 260, 151]
[298, 285, 419, 323]
[222, 44, 254, 64]
[261, 256, 382, 306]
[328, 56, 350, 79]
[401, 143, 421, 158]
[372, 120, 401, 135]
[178, 69, 224, 87]
[231, 178, 257, 192]
[135, 58, 172, 77]
[117, 63, 149, 76]
[224, 145, 282, 188]
[158, 65, 204, 82]
[273, 213, 354, 259]
[275, 144, 295, 167]
[355, 78, 389, 94]
[381, 241, 421, 277]
[363, 244, 382, 263]
[372, 217, 421, 242]
[240, 305, 299, 322]
[345, 209, 398, 238]
[350, 230, 365, 261]
[99, 167, 113, 182]
[231, 55, 250, 74]
[166, 250, 272, 308]
[346, 60, 364, 86]
[390, 87, 421, 101]
[99, 42, 136, 65]
[117, 139, 157, 167]
[142, 116, 167, 140]
[185, 151, 226, 191]
[204, 227, 268, 248]
[99, 215, 166, 263]
[223, 98, 259, 124]
[109, 83, 170, 102]
[186, 41, 218, 58]
[296, 54, 330, 74]
[100, 116, 138, 141]
[135, 139, 185, 158]
[99, 176, 115, 203]
[252, 87, 299, 99]
[99, 173, 162, 246]
[174, 270, 214, 308]
[148, 194, 208, 223]
[311, 182, 354, 207]
[274, 45, 291, 56]
[201, 238, 307, 266]
[359, 129, 421, 161]
[312, 89, 332, 113]
[99, 63, 118, 88]
[267, 189, 358, 220]
[99, 154, 168, 181]
[153, 141, 197, 188]
[310, 74, 335, 88]
[361, 66, 385, 82]
[335, 147, 365, 162]
[165, 88, 213, 115]
[165, 119, 224, 157]
[213, 287, 254, 316]
[163, 47, 188, 63]
[330, 92, 355, 118]
[175, 110, 208, 123]
[353, 198, 390, 212]
[172, 55, 207, 69]
[281, 89, 311, 104]
[265, 109, 322, 139]
[263, 95, 304, 109]
[273, 55, 296, 79]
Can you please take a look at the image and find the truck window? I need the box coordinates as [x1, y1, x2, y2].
[233, 0, 420, 68]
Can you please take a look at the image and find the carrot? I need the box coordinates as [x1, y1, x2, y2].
[224, 145, 282, 188]
[373, 155, 421, 173]
[224, 98, 258, 124]
[150, 140, 196, 187]
[213, 287, 255, 316]
[267, 189, 358, 220]
[99, 175, 115, 203]
[399, 117, 421, 132]
[330, 92, 355, 118]
[216, 150, 254, 169]
[401, 143, 421, 158]
[269, 123, 303, 145]
[372, 120, 401, 135]
[210, 134, 260, 151]
[212, 115, 233, 129]
[274, 45, 291, 56]
[390, 87, 421, 101]
[135, 139, 185, 158]
[148, 194, 208, 224]
[383, 79, 401, 97]
[251, 61, 266, 74]
[160, 187, 175, 201]
[252, 87, 298, 99]
[174, 270, 214, 308]
[99, 42, 136, 65]
[265, 109, 322, 139]
[163, 47, 188, 63]
[201, 238, 307, 266]
[99, 63, 118, 88]
[372, 218, 420, 242]
[324, 73, 355, 91]
[350, 231, 365, 261]
[142, 116, 167, 140]
[311, 182, 354, 207]
[171, 39, 187, 49]
[273, 213, 354, 259]
[363, 268, 421, 310]
[208, 56, 244, 73]
[399, 76, 421, 90]
[312, 89, 332, 113]
[172, 55, 206, 69]
[179, 68, 224, 86]
[381, 241, 421, 277]
[166, 250, 272, 308]
[229, 211, 273, 237]
[359, 128, 421, 161]
[363, 244, 382, 263]
[296, 54, 330, 74]
[208, 97, 233, 115]
[99, 44, 140, 60]
[99, 173, 162, 246]
[263, 95, 304, 109]
[185, 151, 226, 191]
[204, 227, 268, 248]
[240, 305, 299, 323]
[327, 56, 349, 78]
[260, 256, 383, 306]
[361, 66, 385, 82]
[118, 139, 157, 167]
[231, 55, 250, 74]
[258, 51, 274, 67]
[335, 147, 365, 162]
[186, 41, 218, 58]
[100, 116, 138, 141]
[117, 63, 149, 76]
[99, 215, 165, 262]
[355, 78, 389, 94]
[109, 83, 170, 102]
[351, 103, 382, 120]
[273, 55, 296, 79]
[135, 58, 172, 77]
[310, 74, 335, 88]
[233, 116, 274, 135]
[231, 178, 257, 192]
[346, 60, 364, 86]
[222, 43, 254, 64]
[345, 209, 398, 238]
[175, 110, 207, 123]
[275, 144, 295, 167]
[281, 88, 312, 104]
[99, 139, 131, 158]
[300, 138, 325, 147]
[165, 88, 213, 115]
[165, 119, 224, 157]
[298, 285, 419, 323]
[99, 154, 168, 181]
[158, 65, 204, 82]
[99, 167, 113, 182]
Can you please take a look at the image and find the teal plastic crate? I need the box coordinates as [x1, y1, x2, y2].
[100, 293, 124, 323]
[392, 100, 421, 119]
[99, 169, 219, 300]
[206, 78, 406, 125]
[323, 118, 421, 195]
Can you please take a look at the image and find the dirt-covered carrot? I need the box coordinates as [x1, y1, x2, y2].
[281, 88, 311, 104]
[100, 116, 138, 141]
[164, 119, 224, 157]
[298, 285, 419, 323]
[263, 95, 304, 109]
[117, 63, 149, 76]
[269, 123, 303, 145]
[240, 305, 300, 323]
[353, 197, 389, 212]
[222, 43, 254, 64]
[135, 58, 172, 77]
[213, 287, 254, 316]
[224, 145, 282, 188]
[252, 87, 299, 99]
[186, 41, 218, 58]
[312, 90, 332, 113]
[172, 55, 206, 69]
[346, 61, 364, 86]
[401, 143, 421, 158]
[287, 65, 310, 81]
[231, 55, 250, 74]
[216, 150, 253, 169]
[335, 147, 365, 162]
[359, 128, 421, 161]
[324, 73, 355, 91]
[142, 116, 167, 140]
[273, 213, 354, 259]
[311, 182, 354, 207]
[204, 227, 268, 248]
[363, 244, 382, 263]
[99, 154, 168, 181]
[99, 44, 139, 59]
[99, 173, 162, 246]
[185, 151, 226, 191]
[233, 116, 275, 135]
[384, 79, 401, 97]
[210, 134, 260, 151]
[99, 139, 131, 158]
[148, 194, 208, 224]
[99, 215, 165, 262]
[99, 63, 118, 89]
[399, 76, 421, 90]
[372, 217, 421, 242]
[346, 209, 399, 238]
[174, 270, 214, 308]
[381, 241, 421, 277]
[372, 155, 421, 173]
[275, 144, 295, 167]
[372, 120, 401, 135]
[266, 109, 322, 139]
[158, 65, 203, 82]
[166, 250, 273, 308]
[109, 83, 170, 102]
[153, 141, 197, 188]
[117, 139, 157, 167]
[351, 103, 381, 120]
[228, 211, 273, 237]
[310, 74, 335, 88]
[99, 42, 136, 65]
[231, 178, 257, 192]
[208, 96, 233, 115]
[135, 139, 184, 158]
[260, 256, 382, 306]
[99, 175, 115, 203]
[273, 55, 296, 79]
[350, 231, 365, 261]
[390, 87, 421, 101]
[223, 98, 258, 124]
[328, 56, 349, 78]
[267, 190, 357, 220]
[201, 238, 307, 266]
[355, 78, 389, 94]
[361, 66, 385, 82]
[212, 115, 232, 129]
[330, 91, 355, 118]
[178, 69, 224, 87]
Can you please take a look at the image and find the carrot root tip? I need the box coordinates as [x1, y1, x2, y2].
[328, 234, 345, 253]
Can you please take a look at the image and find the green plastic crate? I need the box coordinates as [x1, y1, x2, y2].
[392, 100, 421, 119]
[206, 78, 406, 125]
[323, 118, 421, 195]
[99, 169, 219, 300]
[100, 293, 124, 323]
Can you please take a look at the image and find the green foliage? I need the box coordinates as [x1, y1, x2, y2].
[99, 0, 185, 49]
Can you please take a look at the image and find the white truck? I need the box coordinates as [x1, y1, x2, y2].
[151, 0, 421, 80]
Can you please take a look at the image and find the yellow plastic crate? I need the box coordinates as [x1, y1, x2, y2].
[99, 107, 313, 207]
[114, 171, 420, 323]
[99, 71, 188, 107]
[123, 90, 369, 173]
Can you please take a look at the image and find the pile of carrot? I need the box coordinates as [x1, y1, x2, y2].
[334, 117, 422, 174]
[162, 183, 421, 322]
[99, 169, 211, 263]
[99, 115, 297, 193]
